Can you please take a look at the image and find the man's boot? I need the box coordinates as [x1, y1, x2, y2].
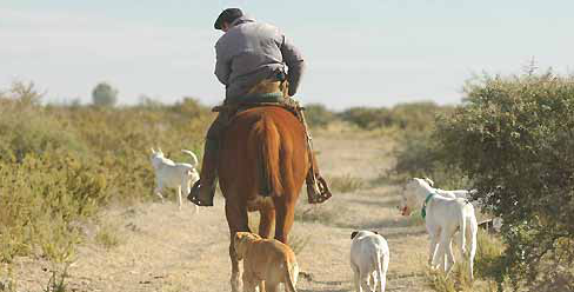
[188, 139, 219, 207]
[305, 151, 332, 204]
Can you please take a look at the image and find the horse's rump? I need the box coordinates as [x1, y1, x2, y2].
[218, 106, 307, 207]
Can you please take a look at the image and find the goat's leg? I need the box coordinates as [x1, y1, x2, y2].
[432, 242, 445, 271]
[177, 185, 183, 210]
[443, 237, 456, 277]
[428, 233, 440, 269]
[154, 185, 165, 202]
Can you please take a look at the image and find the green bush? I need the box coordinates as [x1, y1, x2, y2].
[339, 107, 392, 129]
[391, 124, 469, 189]
[339, 102, 452, 131]
[436, 72, 574, 290]
[0, 82, 213, 262]
[303, 103, 337, 128]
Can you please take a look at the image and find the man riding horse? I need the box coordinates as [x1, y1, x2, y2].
[188, 8, 331, 207]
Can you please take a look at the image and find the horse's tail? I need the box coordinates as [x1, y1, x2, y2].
[255, 115, 283, 197]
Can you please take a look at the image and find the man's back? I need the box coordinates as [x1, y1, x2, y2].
[215, 16, 304, 100]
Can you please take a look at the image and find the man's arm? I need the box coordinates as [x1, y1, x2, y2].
[214, 45, 230, 86]
[280, 35, 306, 96]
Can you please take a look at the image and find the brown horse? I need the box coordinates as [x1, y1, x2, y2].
[218, 106, 308, 292]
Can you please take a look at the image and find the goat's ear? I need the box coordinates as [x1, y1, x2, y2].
[158, 147, 163, 154]
[371, 231, 379, 235]
[351, 231, 358, 239]
[151, 148, 156, 154]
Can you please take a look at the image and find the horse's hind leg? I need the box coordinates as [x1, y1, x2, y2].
[273, 195, 297, 244]
[259, 207, 276, 239]
[226, 201, 250, 292]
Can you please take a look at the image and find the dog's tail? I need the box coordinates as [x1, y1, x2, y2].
[253, 115, 283, 197]
[181, 150, 199, 167]
[459, 206, 468, 255]
[284, 261, 299, 292]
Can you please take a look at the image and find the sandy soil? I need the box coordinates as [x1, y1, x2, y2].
[12, 132, 436, 292]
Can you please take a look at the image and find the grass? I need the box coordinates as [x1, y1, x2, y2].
[43, 265, 70, 292]
[424, 229, 507, 292]
[294, 205, 344, 226]
[94, 222, 122, 250]
[246, 213, 309, 255]
[0, 265, 16, 292]
[327, 174, 365, 193]
[288, 234, 311, 256]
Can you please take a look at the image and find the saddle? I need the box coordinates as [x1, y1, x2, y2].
[212, 79, 303, 122]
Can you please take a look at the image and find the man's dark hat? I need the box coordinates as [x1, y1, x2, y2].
[214, 8, 243, 30]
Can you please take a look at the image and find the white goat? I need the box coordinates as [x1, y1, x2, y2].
[423, 177, 502, 233]
[150, 148, 199, 211]
[399, 178, 478, 280]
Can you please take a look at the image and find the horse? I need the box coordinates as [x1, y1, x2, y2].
[218, 105, 309, 292]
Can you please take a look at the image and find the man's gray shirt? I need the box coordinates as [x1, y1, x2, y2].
[214, 16, 306, 100]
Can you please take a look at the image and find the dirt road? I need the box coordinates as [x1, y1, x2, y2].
[13, 132, 434, 292]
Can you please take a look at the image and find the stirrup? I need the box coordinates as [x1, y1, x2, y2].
[307, 176, 332, 204]
[187, 181, 214, 207]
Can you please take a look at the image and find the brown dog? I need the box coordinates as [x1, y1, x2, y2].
[234, 232, 299, 292]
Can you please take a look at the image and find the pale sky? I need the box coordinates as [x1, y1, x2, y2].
[1, 0, 572, 110]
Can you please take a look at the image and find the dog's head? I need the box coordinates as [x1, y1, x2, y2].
[398, 178, 431, 216]
[233, 232, 261, 260]
[150, 148, 165, 166]
[351, 230, 380, 240]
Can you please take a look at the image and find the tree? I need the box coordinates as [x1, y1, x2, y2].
[91, 82, 118, 107]
[436, 72, 574, 290]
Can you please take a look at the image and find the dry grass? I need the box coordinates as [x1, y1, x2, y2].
[424, 229, 506, 292]
[294, 205, 344, 226]
[328, 174, 366, 193]
[94, 222, 122, 250]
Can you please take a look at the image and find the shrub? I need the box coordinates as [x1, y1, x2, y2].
[390, 102, 452, 132]
[391, 127, 470, 189]
[0, 82, 213, 263]
[436, 71, 574, 289]
[303, 103, 337, 128]
[339, 107, 392, 129]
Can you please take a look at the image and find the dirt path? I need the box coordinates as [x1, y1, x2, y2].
[13, 133, 435, 292]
